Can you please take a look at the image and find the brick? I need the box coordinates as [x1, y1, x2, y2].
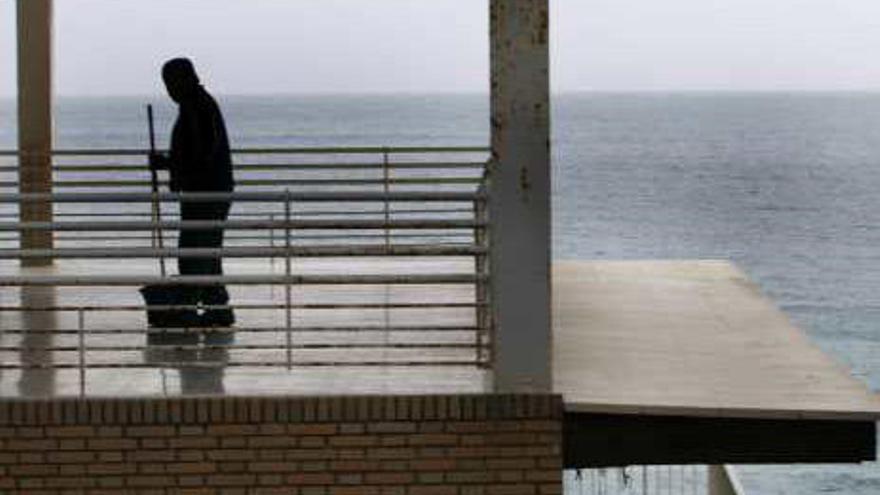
[87, 463, 138, 475]
[167, 462, 216, 474]
[127, 475, 174, 487]
[221, 437, 247, 448]
[288, 424, 337, 436]
[285, 448, 335, 461]
[18, 452, 44, 463]
[138, 462, 164, 474]
[59, 464, 87, 476]
[207, 474, 257, 486]
[417, 472, 445, 484]
[128, 450, 175, 462]
[497, 470, 524, 483]
[170, 436, 218, 449]
[329, 435, 376, 448]
[218, 461, 247, 472]
[335, 473, 363, 485]
[286, 472, 334, 485]
[249, 436, 293, 448]
[299, 436, 326, 448]
[88, 438, 137, 450]
[487, 458, 535, 470]
[208, 424, 259, 436]
[539, 484, 562, 495]
[366, 447, 413, 460]
[301, 461, 328, 472]
[410, 458, 456, 471]
[180, 425, 206, 436]
[10, 464, 57, 476]
[179, 449, 206, 462]
[56, 438, 84, 451]
[330, 488, 378, 495]
[45, 426, 93, 438]
[526, 470, 562, 482]
[339, 423, 364, 435]
[46, 451, 95, 463]
[522, 420, 561, 432]
[6, 438, 56, 451]
[258, 449, 285, 461]
[367, 422, 417, 434]
[409, 434, 458, 446]
[127, 425, 176, 437]
[409, 487, 456, 495]
[330, 460, 380, 472]
[364, 472, 414, 484]
[380, 435, 407, 447]
[486, 486, 535, 495]
[258, 424, 286, 436]
[179, 475, 206, 487]
[249, 462, 292, 473]
[446, 470, 493, 483]
[208, 449, 256, 462]
[141, 438, 167, 449]
[486, 433, 537, 446]
[98, 451, 125, 462]
[447, 422, 491, 433]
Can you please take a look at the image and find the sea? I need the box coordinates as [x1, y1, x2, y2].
[2, 92, 880, 494]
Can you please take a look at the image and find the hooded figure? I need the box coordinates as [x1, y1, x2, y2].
[150, 58, 236, 340]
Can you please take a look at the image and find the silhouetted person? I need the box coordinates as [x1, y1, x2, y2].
[150, 58, 235, 340]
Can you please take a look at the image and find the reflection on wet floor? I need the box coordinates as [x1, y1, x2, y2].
[0, 258, 489, 398]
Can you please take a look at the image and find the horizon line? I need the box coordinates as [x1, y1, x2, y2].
[5, 89, 880, 99]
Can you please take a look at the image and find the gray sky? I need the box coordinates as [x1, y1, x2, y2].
[3, 0, 880, 96]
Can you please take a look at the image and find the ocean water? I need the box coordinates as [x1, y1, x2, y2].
[2, 92, 880, 494]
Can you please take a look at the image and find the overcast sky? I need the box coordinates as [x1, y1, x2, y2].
[3, 0, 880, 97]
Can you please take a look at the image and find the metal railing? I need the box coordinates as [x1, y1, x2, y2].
[0, 147, 492, 394]
[566, 465, 746, 495]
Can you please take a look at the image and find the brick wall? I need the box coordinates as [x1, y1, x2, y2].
[0, 394, 562, 494]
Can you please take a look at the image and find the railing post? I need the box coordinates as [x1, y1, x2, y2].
[77, 308, 85, 396]
[382, 147, 391, 248]
[17, 0, 54, 267]
[284, 190, 293, 369]
[474, 193, 490, 368]
[489, 0, 552, 392]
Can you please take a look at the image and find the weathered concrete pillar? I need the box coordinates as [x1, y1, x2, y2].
[17, 0, 54, 266]
[488, 0, 551, 392]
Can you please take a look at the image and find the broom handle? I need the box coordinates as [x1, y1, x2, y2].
[147, 104, 167, 277]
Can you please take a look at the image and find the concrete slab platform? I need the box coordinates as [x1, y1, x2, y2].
[554, 260, 880, 421]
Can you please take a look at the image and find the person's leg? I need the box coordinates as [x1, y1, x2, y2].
[201, 201, 235, 328]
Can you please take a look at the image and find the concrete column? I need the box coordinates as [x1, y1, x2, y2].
[17, 0, 54, 266]
[488, 0, 551, 392]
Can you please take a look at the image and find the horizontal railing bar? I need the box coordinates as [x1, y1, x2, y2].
[0, 244, 485, 259]
[0, 326, 481, 335]
[1, 191, 484, 203]
[0, 219, 484, 231]
[0, 343, 486, 352]
[0, 208, 475, 218]
[7, 161, 487, 173]
[0, 146, 489, 157]
[0, 234, 475, 243]
[36, 178, 482, 188]
[0, 302, 479, 311]
[0, 273, 482, 287]
[0, 360, 482, 369]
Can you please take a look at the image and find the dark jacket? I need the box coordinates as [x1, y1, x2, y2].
[169, 87, 234, 192]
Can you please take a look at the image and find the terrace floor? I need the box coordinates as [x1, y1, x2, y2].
[0, 256, 488, 398]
